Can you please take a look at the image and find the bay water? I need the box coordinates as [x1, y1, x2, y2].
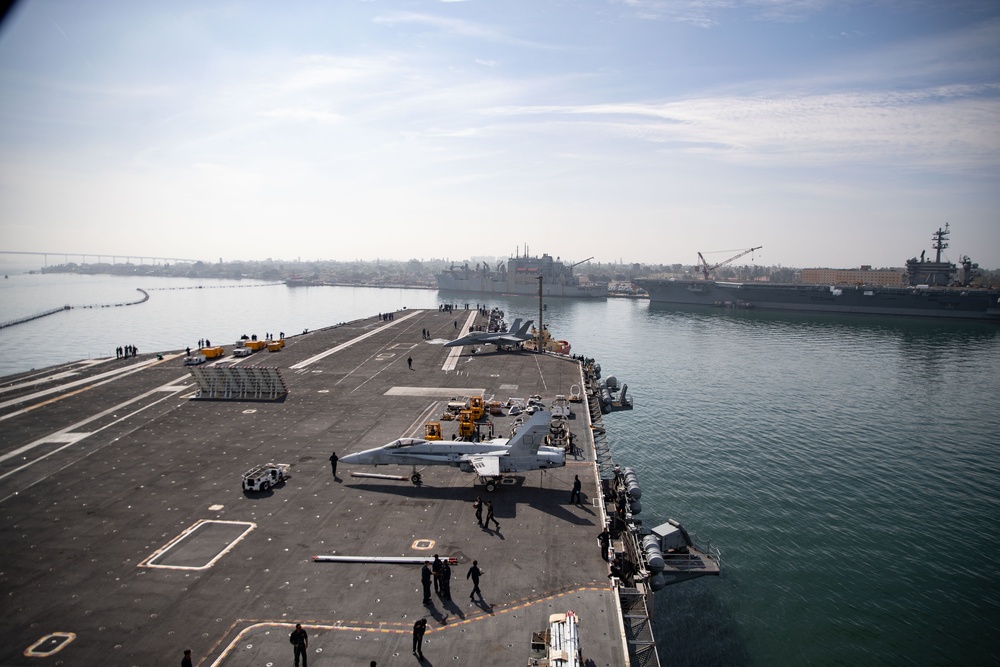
[1, 274, 998, 665]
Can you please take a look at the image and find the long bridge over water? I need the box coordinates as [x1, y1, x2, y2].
[0, 250, 203, 266]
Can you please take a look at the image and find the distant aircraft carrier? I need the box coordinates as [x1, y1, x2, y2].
[637, 225, 1000, 320]
[0, 308, 717, 666]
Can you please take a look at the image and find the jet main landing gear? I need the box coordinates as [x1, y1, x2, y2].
[480, 476, 501, 492]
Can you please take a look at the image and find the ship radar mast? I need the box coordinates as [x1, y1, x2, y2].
[932, 223, 950, 264]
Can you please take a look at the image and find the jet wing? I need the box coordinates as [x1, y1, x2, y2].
[470, 456, 501, 476]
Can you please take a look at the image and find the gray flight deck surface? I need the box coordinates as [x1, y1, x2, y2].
[0, 309, 626, 666]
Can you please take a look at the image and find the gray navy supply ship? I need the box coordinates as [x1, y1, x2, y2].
[636, 225, 1000, 321]
[437, 250, 608, 298]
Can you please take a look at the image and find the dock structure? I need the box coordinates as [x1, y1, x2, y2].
[0, 309, 633, 666]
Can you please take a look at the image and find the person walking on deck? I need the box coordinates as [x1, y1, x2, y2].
[467, 560, 483, 600]
[485, 500, 499, 530]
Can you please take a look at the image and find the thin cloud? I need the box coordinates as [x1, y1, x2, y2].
[373, 11, 563, 49]
[279, 55, 389, 92]
[258, 108, 342, 125]
[616, 0, 905, 26]
[482, 84, 1000, 171]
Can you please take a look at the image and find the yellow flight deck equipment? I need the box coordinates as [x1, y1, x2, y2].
[469, 395, 485, 420]
[458, 410, 476, 439]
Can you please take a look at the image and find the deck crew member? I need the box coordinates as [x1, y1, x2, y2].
[290, 623, 308, 667]
[570, 475, 582, 504]
[412, 618, 427, 659]
[432, 555, 443, 594]
[467, 560, 483, 600]
[421, 561, 432, 604]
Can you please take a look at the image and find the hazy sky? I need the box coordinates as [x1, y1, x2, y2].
[1, 0, 998, 270]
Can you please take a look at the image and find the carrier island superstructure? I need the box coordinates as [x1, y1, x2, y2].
[0, 307, 717, 666]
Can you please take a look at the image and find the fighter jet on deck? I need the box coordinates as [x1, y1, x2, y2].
[444, 318, 535, 349]
[340, 410, 564, 491]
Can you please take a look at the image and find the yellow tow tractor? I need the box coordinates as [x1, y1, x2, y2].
[458, 410, 476, 439]
[469, 395, 485, 420]
[424, 422, 443, 440]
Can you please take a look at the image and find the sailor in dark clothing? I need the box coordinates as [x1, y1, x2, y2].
[329, 452, 338, 477]
[467, 560, 483, 600]
[598, 529, 611, 561]
[421, 561, 432, 604]
[290, 623, 308, 667]
[570, 475, 582, 504]
[432, 555, 443, 594]
[440, 560, 452, 600]
[485, 500, 499, 530]
[474, 496, 483, 526]
[412, 618, 427, 659]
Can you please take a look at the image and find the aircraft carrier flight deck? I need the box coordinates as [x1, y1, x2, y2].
[0, 308, 630, 666]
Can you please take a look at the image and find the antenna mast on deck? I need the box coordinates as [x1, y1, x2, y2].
[932, 223, 950, 263]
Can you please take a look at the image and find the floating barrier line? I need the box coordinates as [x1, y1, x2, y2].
[0, 306, 69, 330]
[0, 289, 152, 329]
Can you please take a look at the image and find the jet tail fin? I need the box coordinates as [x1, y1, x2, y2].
[515, 319, 534, 338]
[507, 410, 552, 455]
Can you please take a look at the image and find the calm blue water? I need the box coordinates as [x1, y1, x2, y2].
[2, 275, 999, 665]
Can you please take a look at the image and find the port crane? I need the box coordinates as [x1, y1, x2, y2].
[697, 246, 762, 280]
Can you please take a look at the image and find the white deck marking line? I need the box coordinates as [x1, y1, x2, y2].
[403, 401, 445, 437]
[441, 311, 479, 371]
[0, 380, 191, 471]
[442, 345, 463, 372]
[37, 432, 91, 443]
[0, 371, 81, 396]
[289, 311, 423, 370]
[384, 386, 485, 396]
[533, 354, 549, 392]
[0, 354, 182, 415]
[139, 519, 256, 570]
[0, 358, 113, 396]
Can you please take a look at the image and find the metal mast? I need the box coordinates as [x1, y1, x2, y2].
[932, 223, 950, 263]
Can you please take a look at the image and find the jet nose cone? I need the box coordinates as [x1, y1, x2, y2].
[340, 452, 365, 465]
